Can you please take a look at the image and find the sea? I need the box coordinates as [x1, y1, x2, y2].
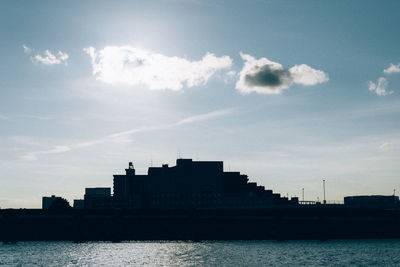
[1, 240, 400, 266]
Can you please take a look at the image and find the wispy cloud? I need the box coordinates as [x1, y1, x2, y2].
[21, 108, 235, 160]
[0, 114, 52, 121]
[236, 53, 328, 94]
[383, 63, 400, 74]
[368, 77, 393, 96]
[84, 46, 232, 90]
[11, 136, 46, 147]
[0, 114, 9, 120]
[175, 108, 234, 125]
[22, 44, 32, 54]
[379, 142, 392, 151]
[21, 146, 71, 161]
[23, 45, 69, 65]
[17, 115, 52, 120]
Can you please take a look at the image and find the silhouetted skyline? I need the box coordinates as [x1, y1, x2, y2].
[1, 0, 400, 208]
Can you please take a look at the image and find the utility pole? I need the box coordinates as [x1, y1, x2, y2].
[323, 179, 326, 204]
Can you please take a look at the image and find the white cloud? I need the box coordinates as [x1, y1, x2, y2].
[21, 108, 235, 160]
[383, 63, 400, 74]
[0, 114, 9, 120]
[368, 77, 393, 96]
[379, 143, 392, 151]
[289, 64, 329, 86]
[32, 50, 69, 65]
[84, 46, 232, 90]
[23, 45, 69, 65]
[235, 53, 328, 94]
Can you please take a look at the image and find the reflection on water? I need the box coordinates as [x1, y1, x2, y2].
[1, 240, 400, 266]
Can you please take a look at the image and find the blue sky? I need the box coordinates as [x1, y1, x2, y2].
[1, 0, 400, 208]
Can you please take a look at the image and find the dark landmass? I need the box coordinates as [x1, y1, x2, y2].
[1, 206, 400, 242]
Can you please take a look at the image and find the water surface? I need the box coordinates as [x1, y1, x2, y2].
[1, 240, 399, 266]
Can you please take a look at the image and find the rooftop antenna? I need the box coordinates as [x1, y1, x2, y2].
[394, 189, 396, 196]
[177, 149, 181, 159]
[323, 179, 326, 204]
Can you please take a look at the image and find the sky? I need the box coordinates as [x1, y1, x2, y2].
[1, 0, 400, 208]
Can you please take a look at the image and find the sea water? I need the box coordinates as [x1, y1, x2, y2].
[1, 240, 400, 266]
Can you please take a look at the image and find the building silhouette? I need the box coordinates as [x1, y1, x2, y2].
[42, 195, 62, 209]
[112, 158, 297, 209]
[344, 195, 399, 209]
[84, 187, 112, 209]
[73, 199, 84, 209]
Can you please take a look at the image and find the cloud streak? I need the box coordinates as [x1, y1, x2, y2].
[84, 46, 233, 90]
[17, 115, 52, 120]
[235, 53, 328, 94]
[21, 108, 235, 160]
[23, 45, 68, 65]
[0, 114, 52, 121]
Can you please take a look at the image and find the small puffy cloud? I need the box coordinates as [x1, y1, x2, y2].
[383, 63, 400, 74]
[32, 50, 69, 65]
[379, 143, 392, 151]
[84, 46, 232, 90]
[23, 45, 69, 65]
[236, 53, 328, 94]
[22, 44, 32, 54]
[289, 64, 329, 86]
[368, 77, 393, 96]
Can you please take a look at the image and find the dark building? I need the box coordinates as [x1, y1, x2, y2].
[42, 195, 62, 209]
[84, 187, 112, 209]
[113, 158, 297, 209]
[73, 199, 84, 209]
[344, 195, 399, 209]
